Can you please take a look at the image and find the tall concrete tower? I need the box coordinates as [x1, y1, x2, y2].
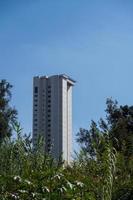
[32, 74, 75, 163]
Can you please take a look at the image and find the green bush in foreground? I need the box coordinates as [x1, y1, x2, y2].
[0, 123, 118, 200]
[0, 124, 132, 199]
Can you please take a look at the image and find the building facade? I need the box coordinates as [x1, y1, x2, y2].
[32, 74, 75, 163]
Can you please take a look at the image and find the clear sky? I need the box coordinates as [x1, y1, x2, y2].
[0, 0, 133, 150]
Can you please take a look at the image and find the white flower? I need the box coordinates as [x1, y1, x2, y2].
[25, 179, 32, 185]
[75, 181, 84, 188]
[59, 186, 67, 192]
[67, 181, 73, 189]
[11, 193, 18, 199]
[52, 173, 64, 180]
[32, 193, 37, 197]
[43, 186, 50, 193]
[13, 176, 22, 182]
[18, 190, 27, 194]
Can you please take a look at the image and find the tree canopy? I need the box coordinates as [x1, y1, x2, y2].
[77, 98, 133, 159]
[0, 79, 17, 139]
[77, 98, 133, 199]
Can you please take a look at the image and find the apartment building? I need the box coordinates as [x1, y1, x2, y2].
[32, 74, 75, 163]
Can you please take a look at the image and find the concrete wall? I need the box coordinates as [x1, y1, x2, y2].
[32, 75, 75, 164]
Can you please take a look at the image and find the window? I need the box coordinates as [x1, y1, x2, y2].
[34, 119, 37, 121]
[34, 94, 38, 97]
[48, 124, 51, 127]
[34, 87, 38, 93]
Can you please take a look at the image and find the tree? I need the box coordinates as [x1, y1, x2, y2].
[0, 79, 17, 139]
[77, 120, 104, 158]
[77, 98, 133, 199]
[77, 98, 133, 158]
[105, 98, 133, 158]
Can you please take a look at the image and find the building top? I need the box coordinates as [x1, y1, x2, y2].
[34, 74, 76, 85]
[59, 74, 76, 84]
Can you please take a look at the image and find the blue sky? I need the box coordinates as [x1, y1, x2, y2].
[0, 0, 133, 150]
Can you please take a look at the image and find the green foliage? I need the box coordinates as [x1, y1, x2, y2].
[77, 98, 133, 200]
[0, 80, 17, 139]
[0, 123, 92, 199]
[77, 98, 133, 158]
[0, 122, 119, 200]
[105, 98, 133, 157]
